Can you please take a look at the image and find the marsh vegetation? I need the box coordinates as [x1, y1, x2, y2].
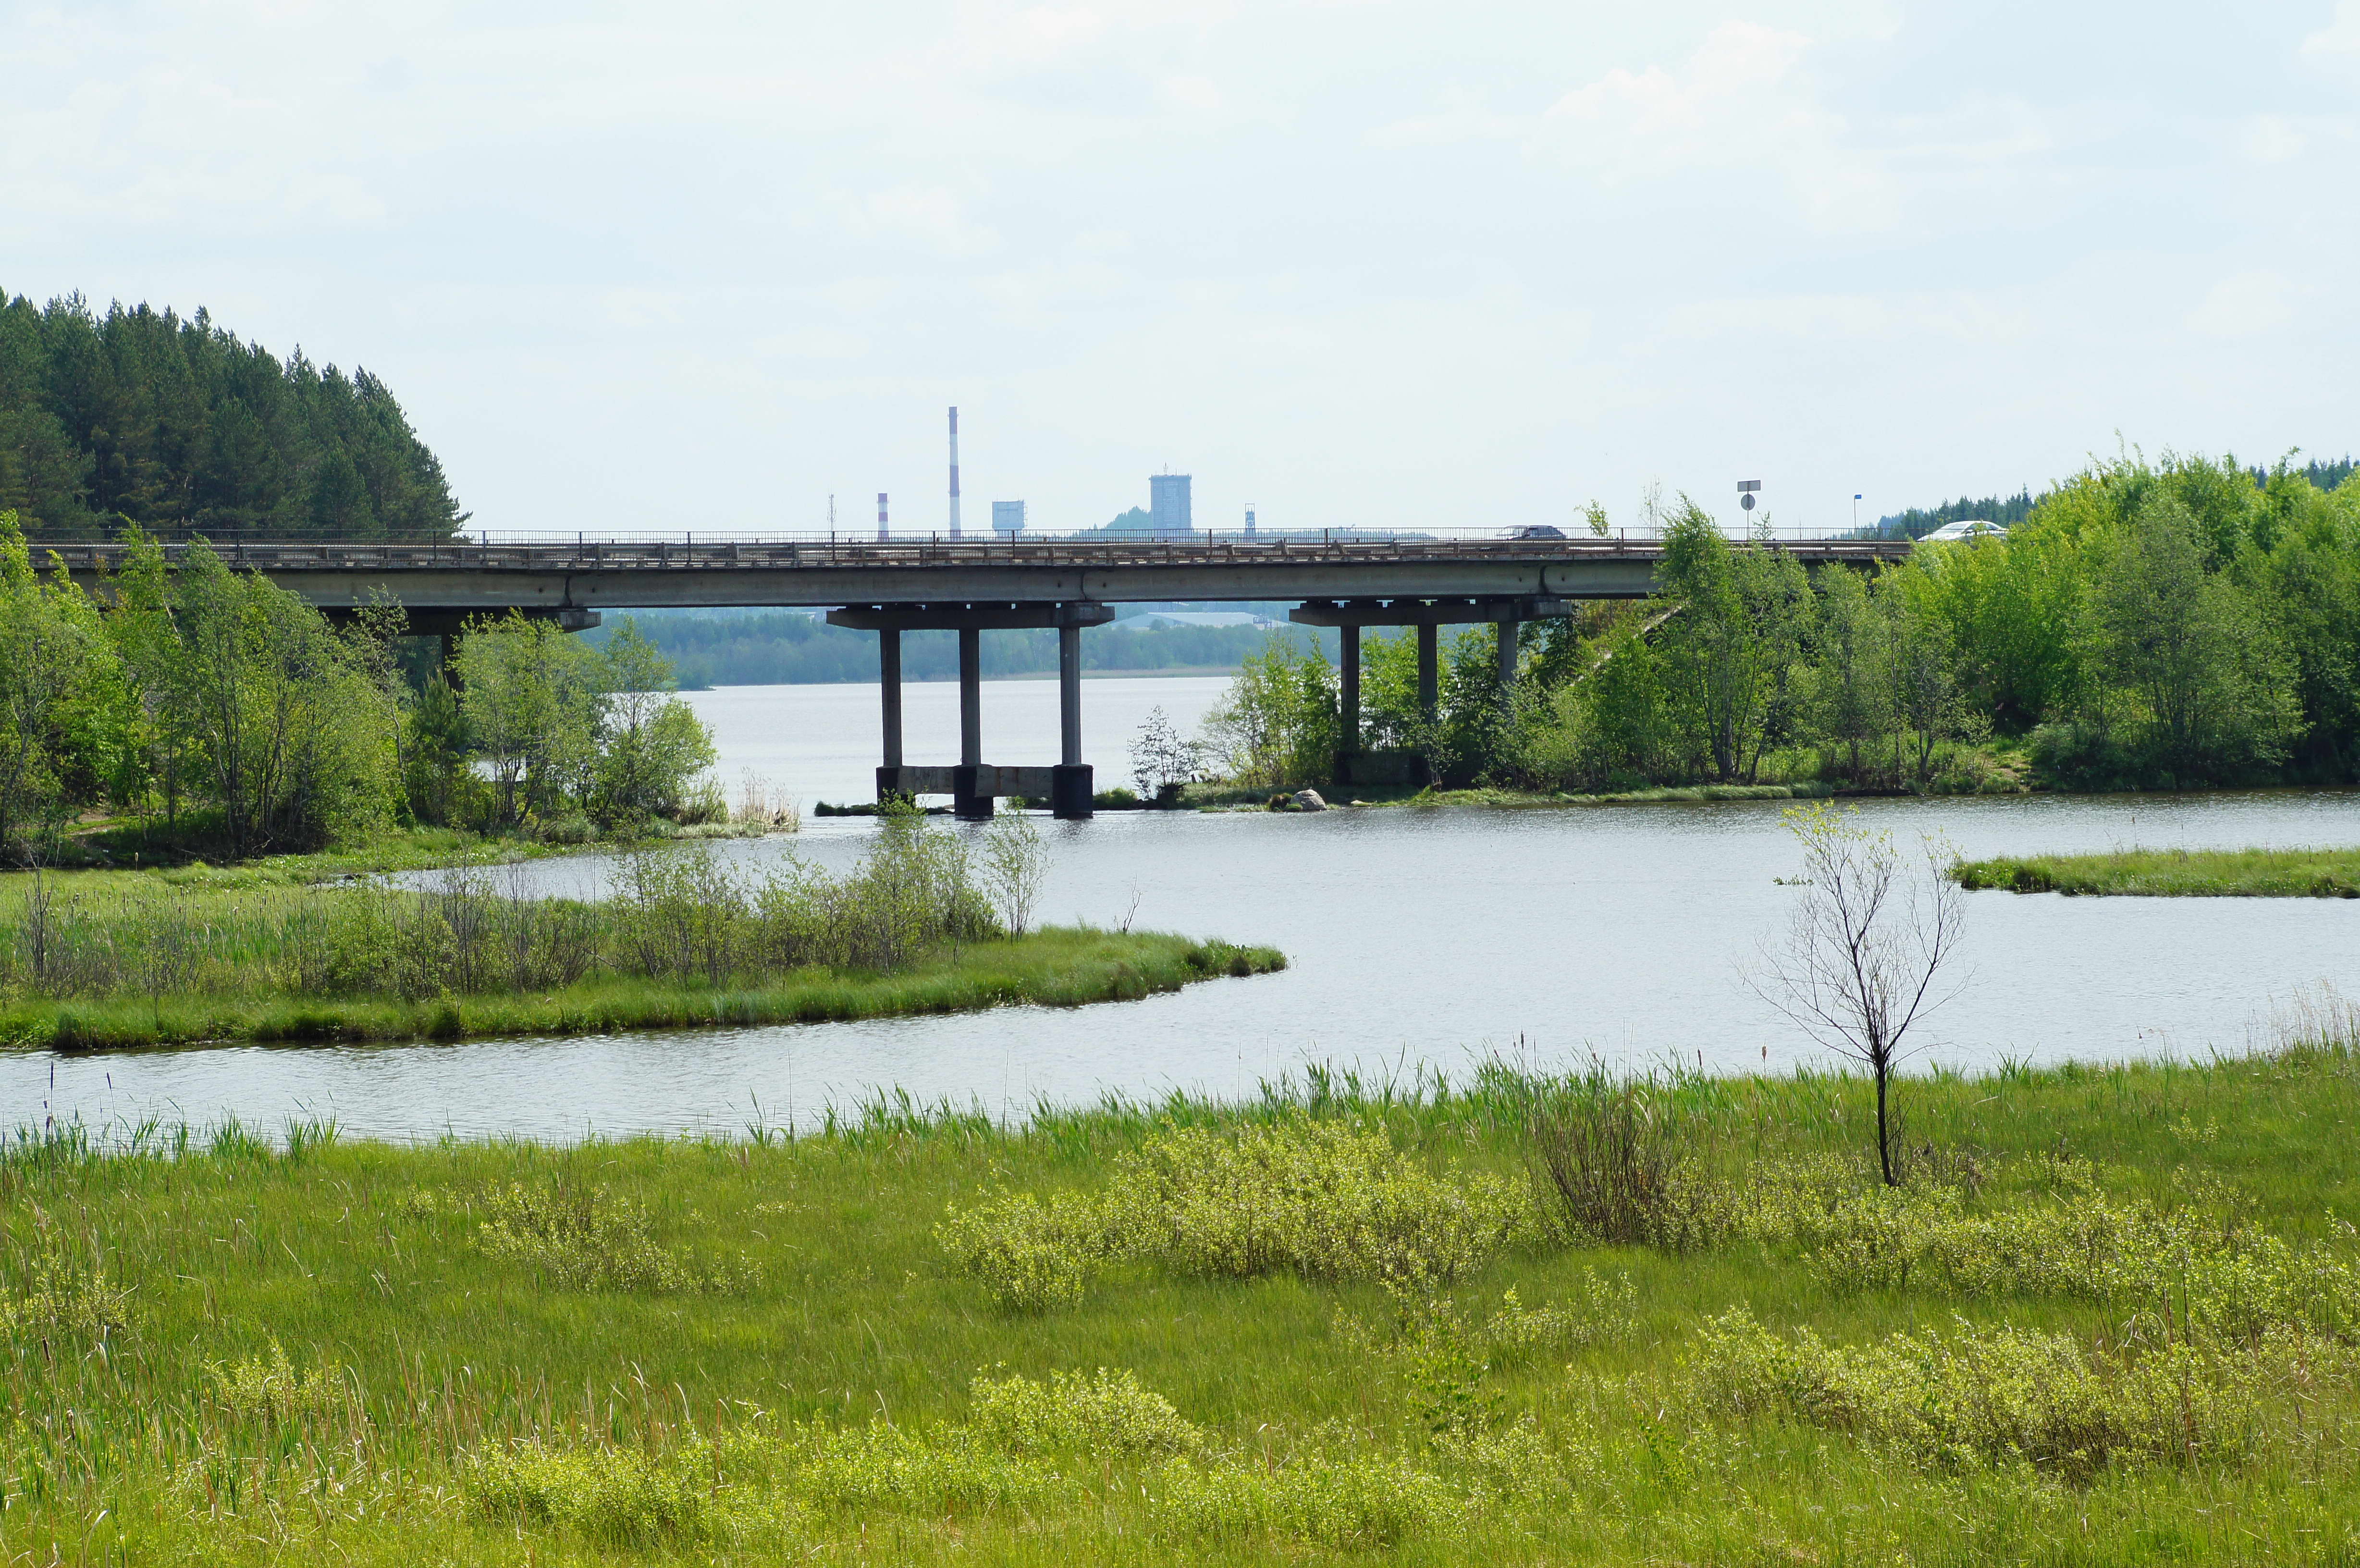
[1956, 844, 2360, 898]
[0, 811, 1281, 1049]
[8, 1021, 2360, 1565]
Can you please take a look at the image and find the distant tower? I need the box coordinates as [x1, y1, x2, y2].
[947, 406, 962, 540]
[992, 501, 1026, 536]
[877, 491, 888, 542]
[1244, 503, 1256, 539]
[1149, 472, 1193, 540]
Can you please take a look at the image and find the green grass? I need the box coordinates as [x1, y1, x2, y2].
[0, 927, 1285, 1051]
[9, 1029, 2360, 1565]
[1956, 844, 2360, 897]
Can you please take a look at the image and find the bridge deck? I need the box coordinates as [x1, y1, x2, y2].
[45, 535, 1911, 615]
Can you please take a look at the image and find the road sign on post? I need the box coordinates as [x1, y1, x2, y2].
[1738, 479, 1760, 513]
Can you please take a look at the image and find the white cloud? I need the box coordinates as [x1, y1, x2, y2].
[1531, 22, 1893, 229]
[2301, 0, 2360, 64]
[858, 186, 1000, 257]
[2188, 271, 2297, 339]
[2241, 115, 2307, 163]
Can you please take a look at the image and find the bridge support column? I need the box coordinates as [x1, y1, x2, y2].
[827, 601, 1116, 816]
[1496, 618, 1519, 702]
[873, 628, 907, 806]
[1336, 624, 1360, 788]
[1416, 622, 1438, 724]
[954, 627, 991, 820]
[1054, 622, 1093, 819]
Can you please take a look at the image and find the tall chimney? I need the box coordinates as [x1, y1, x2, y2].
[877, 491, 888, 542]
[947, 405, 962, 540]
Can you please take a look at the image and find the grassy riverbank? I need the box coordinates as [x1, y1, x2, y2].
[12, 1025, 2360, 1565]
[1957, 845, 2360, 897]
[0, 927, 1281, 1051]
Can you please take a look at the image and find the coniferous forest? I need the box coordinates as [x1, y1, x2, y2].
[0, 290, 464, 540]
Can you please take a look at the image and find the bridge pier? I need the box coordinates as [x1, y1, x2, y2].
[1337, 624, 1361, 787]
[878, 628, 904, 799]
[1417, 623, 1438, 725]
[829, 601, 1115, 820]
[1291, 595, 1568, 788]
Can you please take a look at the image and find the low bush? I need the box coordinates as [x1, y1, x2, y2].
[791, 1421, 1067, 1511]
[467, 1436, 758, 1544]
[1529, 1074, 1731, 1248]
[1746, 1158, 2360, 1343]
[969, 1366, 1204, 1456]
[458, 1180, 757, 1294]
[1689, 1308, 2275, 1477]
[1144, 1451, 1464, 1548]
[203, 1341, 345, 1427]
[940, 1116, 1530, 1309]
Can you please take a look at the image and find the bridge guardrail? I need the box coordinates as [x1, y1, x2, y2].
[30, 530, 1914, 574]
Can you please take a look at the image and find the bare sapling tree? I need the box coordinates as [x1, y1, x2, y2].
[1752, 802, 1967, 1186]
[980, 810, 1049, 936]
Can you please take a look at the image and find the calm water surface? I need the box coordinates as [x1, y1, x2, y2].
[10, 677, 2359, 1142]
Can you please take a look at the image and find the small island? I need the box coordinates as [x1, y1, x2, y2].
[1, 846, 1282, 1052]
[1954, 845, 2360, 898]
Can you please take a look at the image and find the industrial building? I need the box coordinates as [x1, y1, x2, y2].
[1149, 472, 1192, 539]
[992, 501, 1026, 536]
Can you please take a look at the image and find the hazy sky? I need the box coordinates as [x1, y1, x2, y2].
[6, 1, 2356, 536]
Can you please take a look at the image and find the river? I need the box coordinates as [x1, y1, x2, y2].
[8, 676, 2359, 1142]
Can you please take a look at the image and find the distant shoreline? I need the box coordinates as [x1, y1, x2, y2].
[684, 667, 1243, 690]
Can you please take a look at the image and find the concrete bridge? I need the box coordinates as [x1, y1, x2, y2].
[46, 533, 1909, 820]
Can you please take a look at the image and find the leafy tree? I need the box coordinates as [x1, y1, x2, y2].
[1199, 635, 1337, 789]
[1656, 502, 1811, 782]
[2089, 496, 2298, 782]
[116, 539, 395, 856]
[0, 514, 110, 858]
[453, 613, 606, 827]
[592, 620, 716, 828]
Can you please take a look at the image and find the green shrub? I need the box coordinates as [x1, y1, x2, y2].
[970, 1366, 1204, 1456]
[1107, 1118, 1528, 1285]
[466, 1438, 735, 1544]
[941, 1117, 1529, 1309]
[791, 1420, 1067, 1511]
[470, 1180, 755, 1294]
[0, 1252, 134, 1341]
[1689, 1308, 2271, 1477]
[1144, 1451, 1463, 1547]
[934, 1191, 1106, 1311]
[1481, 1275, 1638, 1357]
[1748, 1159, 2360, 1343]
[203, 1341, 344, 1426]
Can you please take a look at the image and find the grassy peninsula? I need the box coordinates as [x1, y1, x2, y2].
[1956, 845, 2360, 897]
[0, 820, 1284, 1051]
[11, 1025, 2360, 1565]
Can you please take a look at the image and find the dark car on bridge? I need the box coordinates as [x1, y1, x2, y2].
[1507, 524, 1566, 539]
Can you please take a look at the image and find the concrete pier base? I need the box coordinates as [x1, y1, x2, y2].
[1051, 763, 1094, 819]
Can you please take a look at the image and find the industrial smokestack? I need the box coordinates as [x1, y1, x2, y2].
[947, 406, 962, 540]
[877, 491, 888, 542]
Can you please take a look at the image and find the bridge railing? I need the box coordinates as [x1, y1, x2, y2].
[32, 524, 1911, 571]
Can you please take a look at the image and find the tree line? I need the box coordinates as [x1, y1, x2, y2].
[0, 291, 464, 541]
[0, 514, 714, 864]
[596, 610, 1330, 687]
[1201, 451, 2360, 795]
